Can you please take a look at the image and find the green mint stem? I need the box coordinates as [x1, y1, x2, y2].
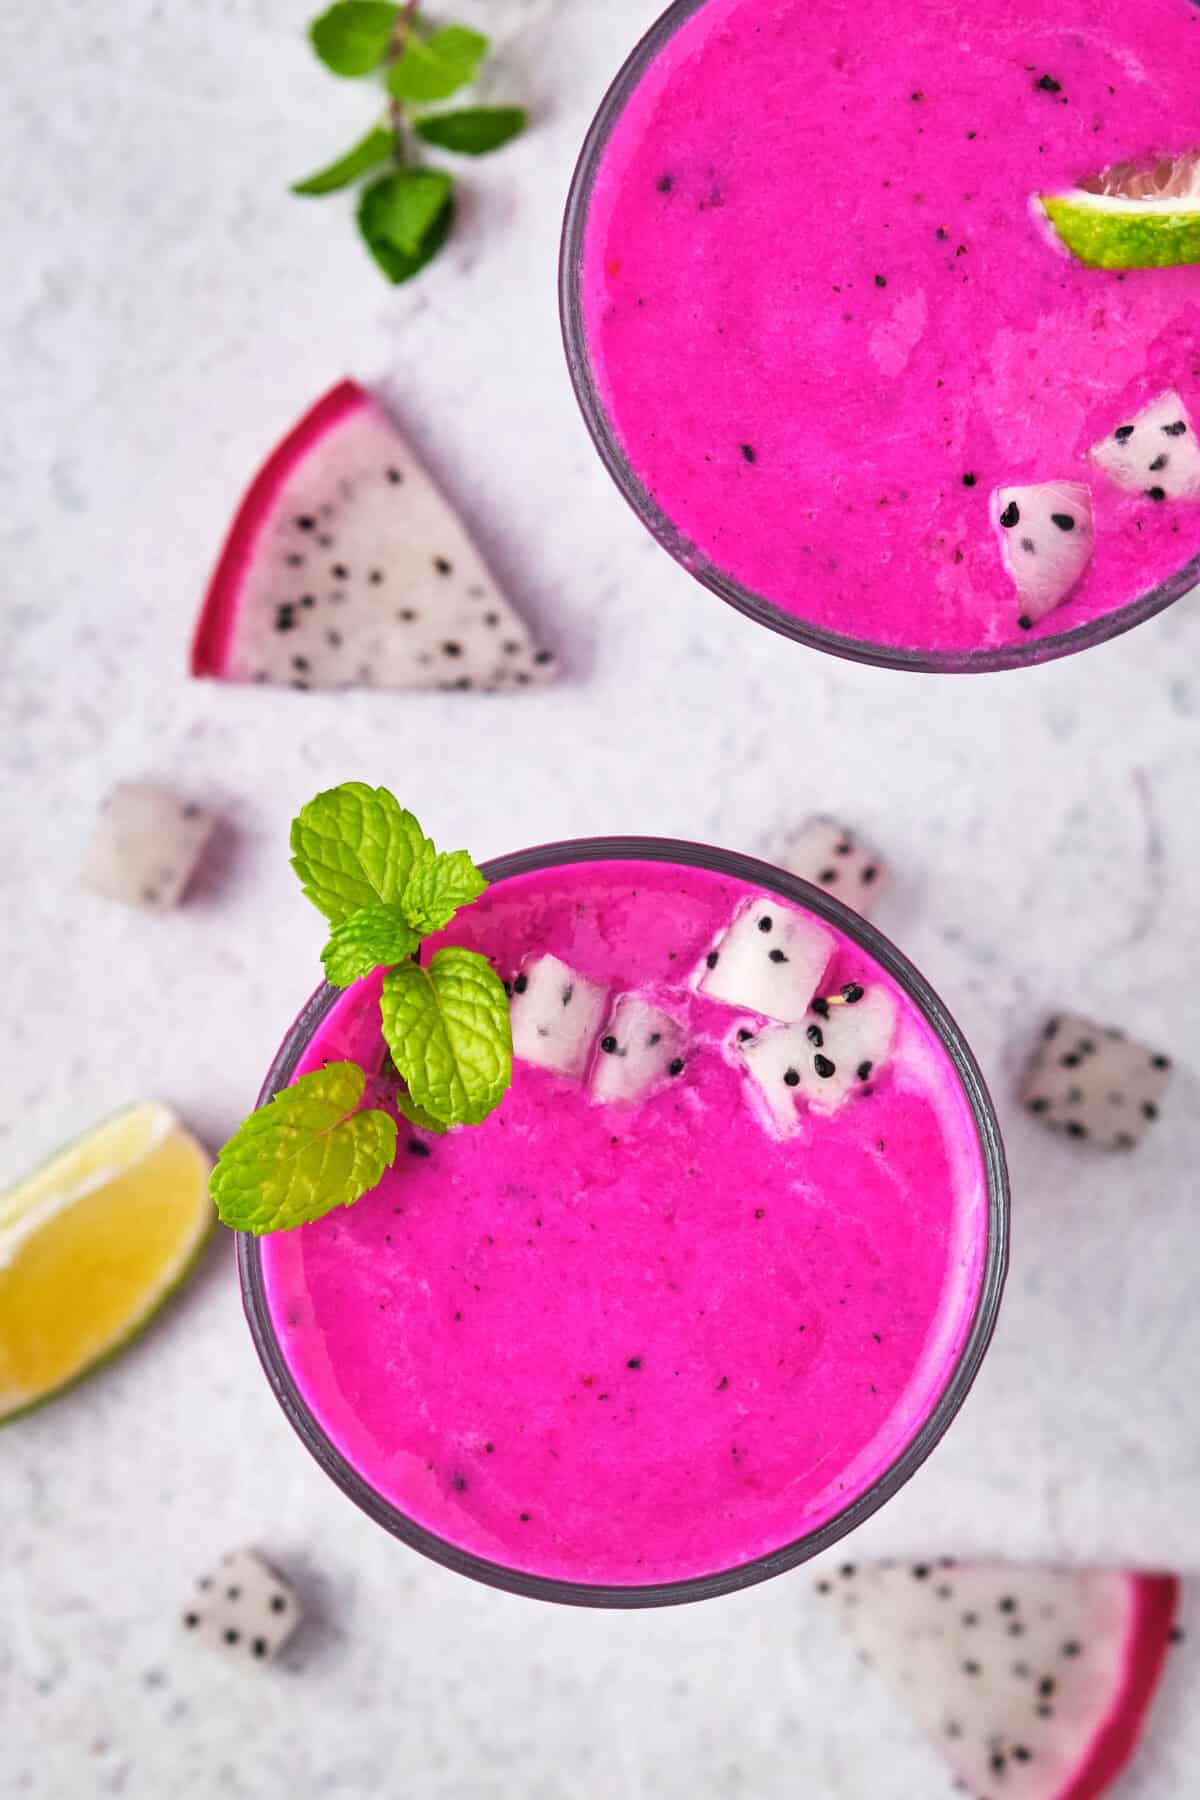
[387, 0, 420, 161]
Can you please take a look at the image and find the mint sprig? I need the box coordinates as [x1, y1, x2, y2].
[211, 785, 513, 1233]
[295, 3, 528, 285]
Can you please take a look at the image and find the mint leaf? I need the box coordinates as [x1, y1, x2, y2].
[321, 903, 420, 987]
[402, 847, 487, 936]
[360, 167, 454, 252]
[310, 1, 399, 76]
[358, 169, 455, 283]
[387, 24, 488, 103]
[394, 1089, 449, 1134]
[211, 1062, 397, 1234]
[381, 947, 511, 1126]
[292, 123, 395, 196]
[290, 782, 431, 926]
[413, 106, 527, 155]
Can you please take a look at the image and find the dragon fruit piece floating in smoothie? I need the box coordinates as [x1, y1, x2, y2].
[590, 995, 687, 1104]
[991, 483, 1095, 629]
[697, 897, 835, 1021]
[822, 1560, 1181, 1800]
[1090, 392, 1200, 503]
[508, 952, 608, 1078]
[191, 380, 556, 692]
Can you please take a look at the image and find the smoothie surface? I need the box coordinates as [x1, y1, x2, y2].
[578, 0, 1200, 655]
[260, 858, 989, 1587]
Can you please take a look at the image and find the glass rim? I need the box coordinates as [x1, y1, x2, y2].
[239, 835, 1010, 1608]
[557, 0, 1200, 675]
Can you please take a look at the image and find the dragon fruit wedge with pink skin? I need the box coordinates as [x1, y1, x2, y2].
[1020, 1012, 1172, 1150]
[82, 782, 216, 911]
[783, 815, 886, 917]
[1090, 391, 1200, 502]
[590, 996, 686, 1105]
[698, 899, 834, 1022]
[991, 482, 1094, 629]
[509, 954, 607, 1079]
[820, 1560, 1180, 1800]
[191, 380, 557, 693]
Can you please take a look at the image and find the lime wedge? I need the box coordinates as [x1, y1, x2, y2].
[0, 1104, 213, 1423]
[1042, 152, 1200, 269]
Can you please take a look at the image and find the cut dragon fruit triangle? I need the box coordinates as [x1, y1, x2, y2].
[191, 380, 557, 693]
[822, 1559, 1180, 1800]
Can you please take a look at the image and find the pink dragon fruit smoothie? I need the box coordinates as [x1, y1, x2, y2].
[561, 0, 1200, 670]
[243, 842, 1007, 1604]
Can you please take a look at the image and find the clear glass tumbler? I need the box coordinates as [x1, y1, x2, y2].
[240, 838, 1009, 1606]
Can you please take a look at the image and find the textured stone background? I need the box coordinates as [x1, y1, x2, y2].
[1, 1, 1197, 1795]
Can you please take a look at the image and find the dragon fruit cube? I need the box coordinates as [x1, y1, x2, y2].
[783, 816, 886, 916]
[82, 782, 215, 911]
[182, 1549, 301, 1662]
[1020, 1012, 1172, 1149]
[590, 996, 686, 1105]
[509, 954, 607, 1079]
[698, 898, 834, 1022]
[1090, 391, 1200, 502]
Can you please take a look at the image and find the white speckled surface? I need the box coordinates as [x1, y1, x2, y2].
[1, 2, 1198, 1795]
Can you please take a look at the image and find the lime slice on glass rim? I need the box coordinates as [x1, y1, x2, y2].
[0, 1103, 213, 1424]
[1042, 151, 1200, 269]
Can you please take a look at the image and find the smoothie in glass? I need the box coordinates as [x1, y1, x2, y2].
[244, 842, 1007, 1604]
[562, 0, 1200, 669]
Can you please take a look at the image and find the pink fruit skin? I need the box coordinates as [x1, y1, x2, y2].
[258, 857, 991, 1587]
[580, 0, 1200, 653]
[1063, 1573, 1180, 1800]
[190, 380, 367, 677]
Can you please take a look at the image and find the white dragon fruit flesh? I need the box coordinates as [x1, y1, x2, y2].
[736, 1021, 810, 1135]
[183, 1548, 302, 1664]
[191, 380, 557, 693]
[821, 1559, 1180, 1800]
[797, 983, 897, 1113]
[589, 996, 686, 1105]
[1020, 1011, 1172, 1150]
[783, 815, 886, 917]
[739, 982, 896, 1130]
[82, 782, 216, 911]
[509, 954, 606, 1079]
[698, 899, 834, 1022]
[992, 481, 1094, 628]
[1090, 390, 1200, 503]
